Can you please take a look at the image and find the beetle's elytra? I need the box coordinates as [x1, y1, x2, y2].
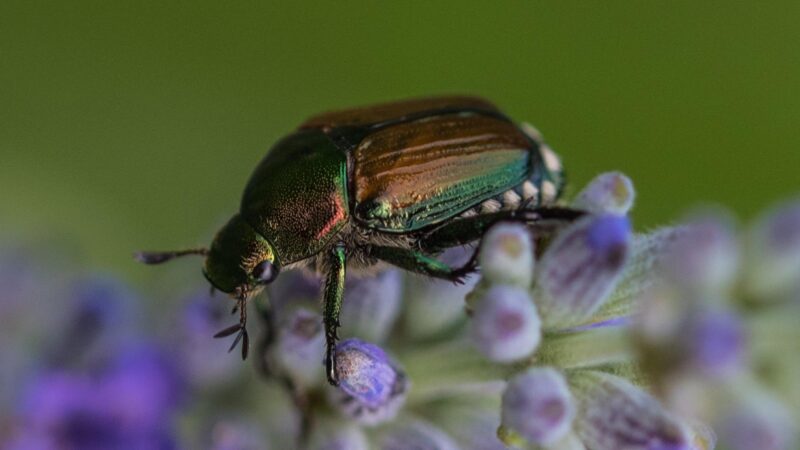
[136, 96, 580, 385]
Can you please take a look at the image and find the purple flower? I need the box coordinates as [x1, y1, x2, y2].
[573, 171, 636, 215]
[536, 214, 631, 328]
[469, 285, 541, 362]
[662, 214, 738, 293]
[478, 223, 534, 288]
[571, 371, 692, 450]
[683, 308, 746, 377]
[746, 200, 800, 299]
[175, 289, 243, 387]
[330, 338, 407, 425]
[11, 341, 183, 450]
[501, 367, 575, 445]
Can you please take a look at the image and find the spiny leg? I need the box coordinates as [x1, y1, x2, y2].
[323, 243, 347, 386]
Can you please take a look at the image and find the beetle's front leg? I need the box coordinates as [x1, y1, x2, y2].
[323, 243, 346, 386]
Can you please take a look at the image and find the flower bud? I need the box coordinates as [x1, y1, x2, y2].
[340, 270, 403, 343]
[501, 367, 575, 446]
[570, 371, 692, 450]
[273, 308, 326, 388]
[717, 390, 797, 450]
[572, 172, 636, 215]
[470, 285, 541, 362]
[536, 214, 631, 329]
[681, 307, 746, 377]
[661, 213, 738, 294]
[404, 246, 476, 340]
[309, 421, 369, 450]
[380, 421, 460, 450]
[479, 223, 535, 288]
[330, 338, 408, 425]
[745, 201, 800, 300]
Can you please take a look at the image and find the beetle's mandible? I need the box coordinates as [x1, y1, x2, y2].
[136, 96, 582, 385]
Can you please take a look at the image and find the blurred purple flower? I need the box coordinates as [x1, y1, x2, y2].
[683, 308, 746, 377]
[175, 289, 243, 387]
[11, 341, 183, 450]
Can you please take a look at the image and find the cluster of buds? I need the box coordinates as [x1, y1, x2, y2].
[632, 203, 800, 450]
[257, 172, 742, 449]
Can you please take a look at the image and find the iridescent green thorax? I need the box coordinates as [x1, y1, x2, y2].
[203, 214, 276, 294]
[240, 130, 349, 265]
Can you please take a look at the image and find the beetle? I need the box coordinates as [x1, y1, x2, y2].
[136, 96, 581, 385]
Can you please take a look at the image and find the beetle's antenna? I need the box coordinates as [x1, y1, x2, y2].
[133, 248, 208, 265]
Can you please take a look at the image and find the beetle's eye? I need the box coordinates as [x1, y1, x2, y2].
[252, 260, 278, 284]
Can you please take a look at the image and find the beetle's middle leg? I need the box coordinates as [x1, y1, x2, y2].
[323, 243, 346, 386]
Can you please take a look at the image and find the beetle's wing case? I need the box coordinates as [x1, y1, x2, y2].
[299, 95, 504, 131]
[351, 114, 539, 232]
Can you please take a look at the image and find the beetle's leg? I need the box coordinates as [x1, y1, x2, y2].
[323, 243, 347, 386]
[369, 246, 471, 283]
[420, 206, 585, 252]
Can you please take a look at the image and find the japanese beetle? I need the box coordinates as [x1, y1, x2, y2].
[136, 96, 580, 385]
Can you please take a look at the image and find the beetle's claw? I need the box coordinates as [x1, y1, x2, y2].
[325, 347, 339, 386]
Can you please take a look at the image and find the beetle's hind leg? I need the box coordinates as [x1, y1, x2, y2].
[420, 206, 585, 253]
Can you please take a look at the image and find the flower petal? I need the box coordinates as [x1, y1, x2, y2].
[536, 214, 631, 329]
[570, 371, 692, 450]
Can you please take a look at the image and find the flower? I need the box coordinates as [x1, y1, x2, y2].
[330, 338, 408, 425]
[500, 367, 575, 445]
[469, 285, 541, 362]
[631, 203, 800, 449]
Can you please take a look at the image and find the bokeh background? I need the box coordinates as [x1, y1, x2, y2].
[2, 1, 799, 278]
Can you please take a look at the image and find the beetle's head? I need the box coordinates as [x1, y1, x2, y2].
[135, 214, 280, 299]
[203, 214, 279, 297]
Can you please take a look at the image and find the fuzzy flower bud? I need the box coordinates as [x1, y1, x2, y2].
[380, 421, 461, 450]
[682, 307, 746, 377]
[403, 246, 476, 339]
[717, 390, 797, 450]
[745, 200, 800, 300]
[573, 171, 636, 215]
[273, 308, 326, 388]
[570, 371, 692, 450]
[309, 422, 369, 450]
[536, 214, 631, 329]
[331, 338, 408, 425]
[501, 367, 576, 446]
[470, 285, 541, 362]
[340, 270, 403, 343]
[479, 223, 535, 288]
[661, 213, 738, 294]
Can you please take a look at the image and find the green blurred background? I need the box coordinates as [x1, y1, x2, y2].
[2, 1, 799, 278]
